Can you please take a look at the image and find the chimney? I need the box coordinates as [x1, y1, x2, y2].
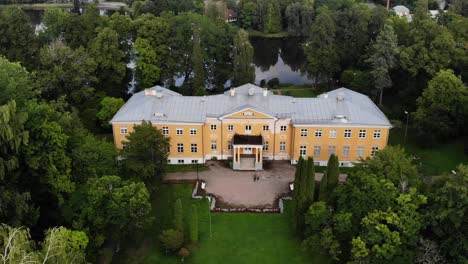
[323, 93, 328, 99]
[263, 88, 268, 97]
[336, 92, 345, 101]
[248, 87, 255, 96]
[230, 88, 235, 97]
[144, 89, 157, 96]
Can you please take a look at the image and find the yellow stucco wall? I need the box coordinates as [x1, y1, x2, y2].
[112, 112, 389, 165]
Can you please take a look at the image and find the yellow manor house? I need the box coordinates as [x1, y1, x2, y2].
[111, 84, 392, 170]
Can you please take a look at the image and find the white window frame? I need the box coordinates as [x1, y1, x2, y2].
[120, 127, 128, 135]
[300, 129, 308, 137]
[227, 125, 234, 131]
[190, 128, 197, 135]
[178, 159, 184, 164]
[357, 147, 364, 158]
[371, 146, 379, 157]
[263, 141, 269, 151]
[211, 141, 217, 150]
[343, 146, 350, 158]
[279, 142, 286, 152]
[210, 124, 217, 131]
[263, 125, 269, 131]
[373, 130, 381, 139]
[177, 143, 184, 153]
[328, 146, 336, 156]
[299, 146, 307, 156]
[245, 125, 252, 131]
[359, 130, 366, 139]
[176, 128, 183, 135]
[191, 160, 198, 164]
[344, 129, 351, 138]
[329, 130, 337, 138]
[227, 141, 233, 150]
[280, 126, 287, 132]
[162, 127, 169, 135]
[313, 146, 321, 157]
[191, 143, 197, 153]
[315, 129, 322, 138]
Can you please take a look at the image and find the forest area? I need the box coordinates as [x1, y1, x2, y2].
[0, 0, 467, 263]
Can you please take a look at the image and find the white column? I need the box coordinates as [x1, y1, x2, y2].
[259, 147, 262, 162]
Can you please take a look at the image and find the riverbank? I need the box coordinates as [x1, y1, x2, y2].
[0, 1, 128, 10]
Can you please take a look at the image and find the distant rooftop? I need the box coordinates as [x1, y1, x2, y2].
[111, 83, 391, 127]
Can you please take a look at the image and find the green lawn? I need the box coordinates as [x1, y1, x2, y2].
[389, 128, 468, 175]
[114, 184, 328, 264]
[272, 84, 319, 98]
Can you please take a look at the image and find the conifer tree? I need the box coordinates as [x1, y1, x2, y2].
[293, 156, 307, 234]
[174, 198, 184, 234]
[319, 167, 328, 201]
[305, 157, 316, 204]
[326, 154, 340, 192]
[189, 204, 199, 244]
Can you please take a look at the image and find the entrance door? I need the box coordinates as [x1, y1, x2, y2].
[244, 147, 252, 154]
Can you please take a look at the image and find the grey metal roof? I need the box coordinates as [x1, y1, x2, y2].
[110, 84, 392, 127]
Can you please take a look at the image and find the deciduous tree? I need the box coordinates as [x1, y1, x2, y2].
[233, 29, 255, 86]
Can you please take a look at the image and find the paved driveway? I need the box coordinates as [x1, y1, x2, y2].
[165, 161, 295, 208]
[164, 161, 347, 208]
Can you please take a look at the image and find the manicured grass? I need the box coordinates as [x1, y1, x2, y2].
[272, 84, 319, 98]
[247, 29, 289, 38]
[165, 164, 209, 173]
[389, 128, 468, 175]
[114, 185, 328, 264]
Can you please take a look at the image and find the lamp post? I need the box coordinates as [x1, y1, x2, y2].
[404, 111, 409, 144]
[196, 160, 199, 182]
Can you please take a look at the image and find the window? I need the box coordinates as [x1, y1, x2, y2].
[344, 129, 351, 138]
[120, 127, 128, 135]
[162, 127, 169, 135]
[166, 145, 170, 153]
[371, 146, 379, 157]
[263, 141, 269, 151]
[299, 146, 307, 156]
[359, 130, 366, 138]
[191, 160, 198, 164]
[279, 142, 286, 152]
[300, 129, 308, 137]
[373, 130, 381, 139]
[280, 126, 287, 132]
[177, 143, 184, 153]
[263, 125, 269, 131]
[245, 125, 252, 131]
[176, 128, 183, 135]
[227, 141, 233, 150]
[315, 129, 322, 138]
[210, 124, 217, 131]
[314, 146, 321, 157]
[227, 125, 234, 131]
[343, 146, 350, 158]
[191, 143, 197, 153]
[357, 147, 364, 158]
[190, 128, 197, 135]
[329, 130, 337, 138]
[328, 146, 336, 156]
[211, 141, 217, 150]
[178, 159, 184, 164]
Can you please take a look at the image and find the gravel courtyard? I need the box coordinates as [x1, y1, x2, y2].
[165, 161, 295, 207]
[165, 161, 348, 208]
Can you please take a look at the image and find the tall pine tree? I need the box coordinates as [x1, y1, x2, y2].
[189, 204, 199, 244]
[365, 24, 398, 105]
[293, 156, 306, 234]
[264, 0, 282, 33]
[305, 157, 316, 205]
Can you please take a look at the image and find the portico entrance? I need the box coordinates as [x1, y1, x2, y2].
[232, 135, 263, 171]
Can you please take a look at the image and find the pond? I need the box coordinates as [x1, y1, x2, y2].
[23, 9, 313, 88]
[250, 36, 314, 85]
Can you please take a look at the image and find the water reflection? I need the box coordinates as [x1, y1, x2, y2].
[250, 37, 313, 85]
